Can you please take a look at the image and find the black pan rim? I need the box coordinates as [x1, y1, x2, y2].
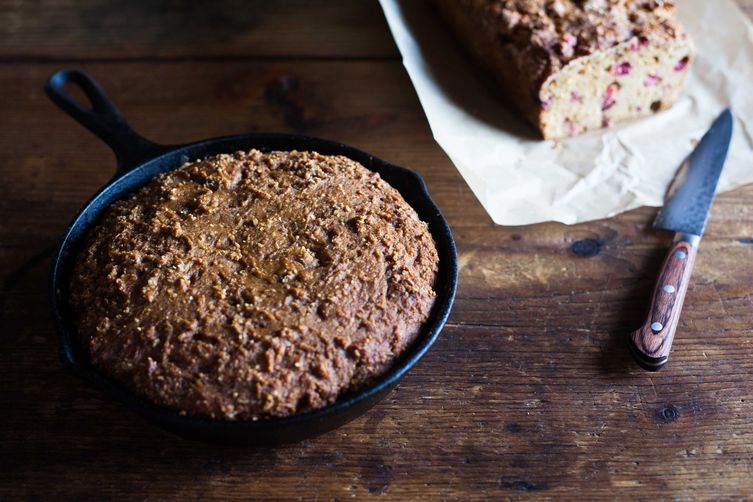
[51, 131, 458, 433]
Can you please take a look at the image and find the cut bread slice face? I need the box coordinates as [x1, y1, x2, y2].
[537, 35, 694, 139]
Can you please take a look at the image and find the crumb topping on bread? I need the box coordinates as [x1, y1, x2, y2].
[71, 150, 439, 420]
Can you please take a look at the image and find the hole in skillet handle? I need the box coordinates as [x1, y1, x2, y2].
[44, 69, 172, 176]
[46, 69, 459, 445]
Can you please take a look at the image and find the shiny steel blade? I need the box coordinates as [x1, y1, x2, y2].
[654, 109, 734, 236]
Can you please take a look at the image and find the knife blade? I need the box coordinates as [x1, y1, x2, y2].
[629, 109, 734, 371]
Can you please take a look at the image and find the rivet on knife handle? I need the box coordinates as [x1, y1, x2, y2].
[629, 235, 698, 371]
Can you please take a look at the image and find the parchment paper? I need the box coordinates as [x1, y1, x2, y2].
[379, 0, 753, 226]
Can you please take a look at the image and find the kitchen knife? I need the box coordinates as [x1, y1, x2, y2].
[628, 109, 734, 371]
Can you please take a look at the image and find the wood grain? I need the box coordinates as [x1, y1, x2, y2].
[0, 0, 398, 60]
[2, 1, 753, 500]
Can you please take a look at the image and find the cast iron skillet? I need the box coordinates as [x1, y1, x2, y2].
[46, 69, 457, 445]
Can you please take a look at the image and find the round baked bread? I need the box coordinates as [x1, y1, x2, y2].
[70, 150, 439, 420]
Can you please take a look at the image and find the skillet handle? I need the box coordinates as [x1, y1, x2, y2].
[45, 69, 171, 175]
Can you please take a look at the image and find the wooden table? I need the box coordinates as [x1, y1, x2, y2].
[2, 1, 753, 499]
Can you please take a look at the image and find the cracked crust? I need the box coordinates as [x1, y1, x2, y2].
[70, 150, 439, 420]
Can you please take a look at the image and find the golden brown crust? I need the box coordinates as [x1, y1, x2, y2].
[437, 0, 693, 138]
[444, 0, 685, 86]
[437, 0, 543, 129]
[70, 150, 439, 420]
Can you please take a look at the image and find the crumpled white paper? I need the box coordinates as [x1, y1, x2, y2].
[379, 0, 753, 225]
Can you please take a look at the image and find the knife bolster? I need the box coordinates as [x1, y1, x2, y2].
[675, 232, 701, 247]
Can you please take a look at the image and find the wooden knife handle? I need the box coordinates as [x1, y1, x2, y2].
[628, 236, 699, 371]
